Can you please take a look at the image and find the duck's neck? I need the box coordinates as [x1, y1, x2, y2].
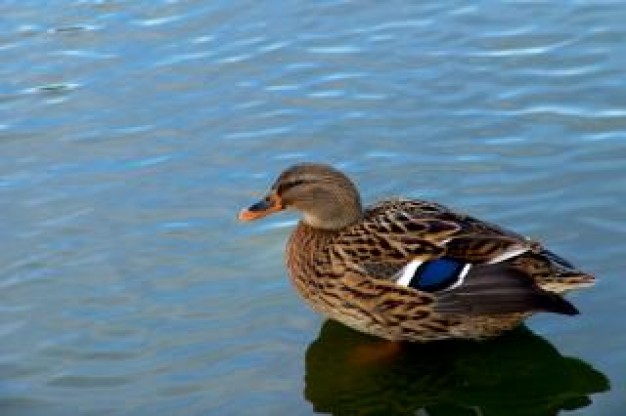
[301, 193, 363, 231]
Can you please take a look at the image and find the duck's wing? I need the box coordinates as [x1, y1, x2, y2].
[433, 263, 579, 316]
[333, 199, 585, 316]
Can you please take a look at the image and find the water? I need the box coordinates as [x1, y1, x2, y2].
[1, 1, 625, 415]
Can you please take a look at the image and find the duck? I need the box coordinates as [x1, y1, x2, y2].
[238, 163, 594, 342]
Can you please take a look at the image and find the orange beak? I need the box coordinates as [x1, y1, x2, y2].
[238, 192, 285, 221]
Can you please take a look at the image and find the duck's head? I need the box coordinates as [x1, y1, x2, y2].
[238, 163, 363, 230]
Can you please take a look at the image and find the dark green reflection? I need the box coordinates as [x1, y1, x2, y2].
[305, 321, 608, 416]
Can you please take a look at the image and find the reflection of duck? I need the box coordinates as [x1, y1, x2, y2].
[305, 320, 609, 416]
[239, 163, 594, 342]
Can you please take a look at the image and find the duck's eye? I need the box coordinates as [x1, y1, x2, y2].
[278, 179, 305, 194]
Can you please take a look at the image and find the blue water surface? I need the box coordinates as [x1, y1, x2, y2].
[1, 1, 625, 415]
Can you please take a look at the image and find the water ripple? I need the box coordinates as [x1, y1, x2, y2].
[307, 45, 363, 54]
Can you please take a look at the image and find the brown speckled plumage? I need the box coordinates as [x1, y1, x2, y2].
[239, 163, 594, 342]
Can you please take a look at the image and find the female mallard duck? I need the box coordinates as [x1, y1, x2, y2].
[238, 163, 594, 342]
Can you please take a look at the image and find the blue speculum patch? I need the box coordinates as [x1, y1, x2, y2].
[409, 257, 467, 292]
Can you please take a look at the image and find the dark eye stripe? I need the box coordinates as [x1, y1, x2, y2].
[277, 179, 305, 194]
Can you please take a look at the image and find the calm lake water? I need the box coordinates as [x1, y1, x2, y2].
[1, 1, 625, 415]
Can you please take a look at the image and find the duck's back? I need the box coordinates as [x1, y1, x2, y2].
[362, 198, 594, 293]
